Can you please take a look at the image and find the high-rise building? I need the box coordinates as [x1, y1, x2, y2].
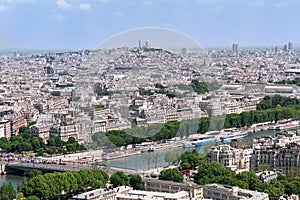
[232, 43, 238, 54]
[145, 40, 150, 49]
[288, 42, 293, 50]
[138, 39, 142, 49]
[283, 44, 288, 51]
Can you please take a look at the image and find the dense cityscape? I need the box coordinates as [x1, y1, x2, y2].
[0, 38, 299, 200]
[1, 0, 300, 199]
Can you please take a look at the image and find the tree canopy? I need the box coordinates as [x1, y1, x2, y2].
[0, 182, 16, 200]
[22, 170, 108, 200]
[190, 80, 209, 94]
[159, 168, 184, 183]
[110, 171, 130, 188]
[129, 174, 143, 190]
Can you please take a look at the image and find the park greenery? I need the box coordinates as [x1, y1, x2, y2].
[275, 78, 300, 86]
[21, 169, 109, 200]
[91, 95, 300, 148]
[0, 133, 86, 155]
[159, 168, 184, 183]
[179, 150, 201, 170]
[129, 174, 143, 190]
[109, 172, 143, 190]
[0, 123, 86, 155]
[257, 95, 300, 111]
[139, 80, 212, 98]
[0, 182, 16, 200]
[172, 148, 300, 198]
[2, 171, 143, 200]
[109, 171, 129, 188]
[190, 79, 209, 94]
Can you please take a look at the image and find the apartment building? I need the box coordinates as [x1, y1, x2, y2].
[203, 184, 269, 200]
[250, 143, 300, 171]
[0, 119, 11, 138]
[143, 178, 203, 199]
[208, 144, 252, 171]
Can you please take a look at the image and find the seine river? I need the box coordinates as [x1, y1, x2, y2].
[0, 129, 284, 187]
[0, 174, 24, 190]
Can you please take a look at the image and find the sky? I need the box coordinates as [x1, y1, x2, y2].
[0, 0, 299, 50]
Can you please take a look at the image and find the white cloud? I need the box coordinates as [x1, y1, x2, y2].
[144, 0, 153, 7]
[53, 13, 65, 21]
[98, 0, 110, 3]
[56, 0, 73, 9]
[273, 0, 297, 8]
[113, 11, 123, 17]
[79, 3, 91, 10]
[0, 4, 6, 11]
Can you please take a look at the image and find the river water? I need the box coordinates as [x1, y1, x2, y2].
[105, 129, 281, 170]
[0, 174, 24, 190]
[0, 129, 291, 187]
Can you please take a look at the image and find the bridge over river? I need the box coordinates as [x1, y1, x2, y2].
[0, 161, 139, 176]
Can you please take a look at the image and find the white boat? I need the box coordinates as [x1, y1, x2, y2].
[220, 131, 248, 142]
[102, 150, 141, 160]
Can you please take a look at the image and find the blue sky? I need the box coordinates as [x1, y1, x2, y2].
[0, 0, 299, 49]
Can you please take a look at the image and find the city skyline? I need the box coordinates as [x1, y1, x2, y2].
[0, 0, 299, 50]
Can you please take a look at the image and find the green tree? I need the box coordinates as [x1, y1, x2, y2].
[67, 137, 76, 144]
[129, 174, 143, 190]
[110, 172, 129, 188]
[17, 192, 25, 200]
[190, 80, 209, 94]
[22, 170, 108, 199]
[28, 170, 43, 180]
[26, 196, 40, 200]
[159, 168, 184, 183]
[0, 182, 17, 200]
[180, 150, 200, 169]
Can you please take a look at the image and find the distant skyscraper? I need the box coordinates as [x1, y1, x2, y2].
[145, 40, 150, 49]
[232, 43, 238, 54]
[138, 39, 142, 49]
[283, 44, 288, 51]
[288, 42, 293, 50]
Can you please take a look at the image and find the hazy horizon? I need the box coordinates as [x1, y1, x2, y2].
[0, 1, 299, 49]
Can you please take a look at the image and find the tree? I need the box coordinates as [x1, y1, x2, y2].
[190, 80, 209, 94]
[0, 182, 17, 200]
[180, 150, 200, 169]
[110, 172, 130, 188]
[28, 170, 43, 180]
[130, 174, 143, 190]
[26, 196, 40, 200]
[159, 168, 184, 183]
[22, 170, 108, 199]
[17, 192, 25, 200]
[67, 137, 76, 144]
